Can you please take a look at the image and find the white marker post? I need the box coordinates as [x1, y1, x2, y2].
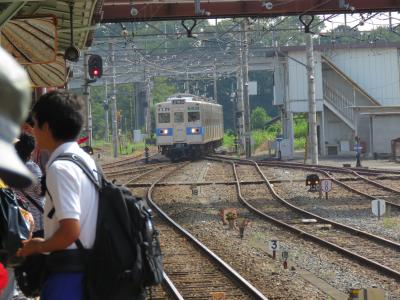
[320, 179, 332, 200]
[371, 199, 386, 220]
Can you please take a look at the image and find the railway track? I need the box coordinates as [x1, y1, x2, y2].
[324, 169, 400, 204]
[103, 163, 167, 178]
[105, 163, 173, 186]
[243, 159, 400, 211]
[103, 158, 398, 299]
[224, 159, 400, 281]
[102, 151, 161, 170]
[259, 159, 400, 176]
[147, 164, 268, 300]
[103, 159, 268, 299]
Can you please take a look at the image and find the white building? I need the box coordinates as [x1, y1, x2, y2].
[274, 43, 400, 158]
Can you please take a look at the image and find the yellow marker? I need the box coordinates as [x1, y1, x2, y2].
[0, 179, 7, 189]
[211, 292, 225, 300]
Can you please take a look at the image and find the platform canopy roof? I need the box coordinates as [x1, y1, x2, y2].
[0, 1, 102, 87]
[102, 0, 400, 22]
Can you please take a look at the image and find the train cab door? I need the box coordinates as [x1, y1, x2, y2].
[172, 110, 186, 142]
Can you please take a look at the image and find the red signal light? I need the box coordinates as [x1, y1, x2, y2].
[88, 55, 103, 79]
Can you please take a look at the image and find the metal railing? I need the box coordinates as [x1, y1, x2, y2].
[323, 79, 354, 124]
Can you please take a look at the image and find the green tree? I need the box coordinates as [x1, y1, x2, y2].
[152, 77, 177, 104]
[367, 26, 400, 43]
[251, 106, 270, 130]
[319, 25, 362, 44]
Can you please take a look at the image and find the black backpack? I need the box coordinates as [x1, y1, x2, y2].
[0, 188, 30, 266]
[56, 153, 164, 300]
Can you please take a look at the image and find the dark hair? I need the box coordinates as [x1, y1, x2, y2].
[25, 112, 34, 127]
[32, 91, 83, 141]
[15, 133, 36, 163]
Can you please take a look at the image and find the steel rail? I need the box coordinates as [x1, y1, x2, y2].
[102, 152, 145, 168]
[350, 170, 400, 195]
[227, 159, 400, 280]
[207, 156, 400, 280]
[123, 165, 167, 186]
[214, 154, 400, 209]
[102, 152, 159, 169]
[146, 162, 269, 300]
[261, 161, 400, 195]
[161, 272, 184, 300]
[259, 158, 400, 176]
[103, 164, 161, 176]
[256, 161, 400, 210]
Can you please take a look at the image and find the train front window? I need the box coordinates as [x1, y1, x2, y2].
[174, 112, 184, 123]
[158, 113, 170, 123]
[188, 112, 200, 122]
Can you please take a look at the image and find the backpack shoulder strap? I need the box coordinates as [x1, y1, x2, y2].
[54, 153, 101, 189]
[48, 153, 100, 251]
[45, 152, 101, 218]
[21, 191, 44, 214]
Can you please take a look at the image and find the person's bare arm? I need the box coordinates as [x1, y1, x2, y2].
[17, 219, 80, 256]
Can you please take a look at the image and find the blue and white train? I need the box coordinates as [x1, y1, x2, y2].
[155, 94, 224, 160]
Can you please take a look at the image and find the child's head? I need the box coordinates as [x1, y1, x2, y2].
[15, 133, 36, 163]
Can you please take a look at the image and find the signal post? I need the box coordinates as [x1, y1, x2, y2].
[83, 52, 103, 149]
[83, 52, 92, 147]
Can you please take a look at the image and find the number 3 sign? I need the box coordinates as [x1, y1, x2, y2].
[268, 239, 280, 251]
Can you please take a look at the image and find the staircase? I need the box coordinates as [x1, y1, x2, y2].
[321, 55, 380, 130]
[323, 79, 355, 129]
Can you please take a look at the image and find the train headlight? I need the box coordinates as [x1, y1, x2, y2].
[160, 129, 169, 135]
[191, 127, 200, 134]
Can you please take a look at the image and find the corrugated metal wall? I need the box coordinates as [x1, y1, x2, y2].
[288, 51, 323, 112]
[372, 115, 400, 153]
[324, 48, 400, 106]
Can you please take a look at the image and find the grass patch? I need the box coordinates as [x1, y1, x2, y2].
[224, 130, 307, 153]
[382, 217, 400, 229]
[119, 141, 146, 155]
[223, 134, 235, 148]
[294, 136, 306, 150]
[93, 139, 146, 156]
[252, 130, 276, 150]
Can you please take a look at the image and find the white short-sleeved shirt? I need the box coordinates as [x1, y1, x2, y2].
[44, 142, 99, 250]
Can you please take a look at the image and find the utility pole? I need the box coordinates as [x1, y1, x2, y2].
[134, 82, 140, 130]
[130, 81, 134, 139]
[230, 81, 238, 153]
[304, 19, 318, 165]
[236, 42, 244, 156]
[213, 58, 217, 102]
[83, 51, 92, 147]
[185, 65, 189, 93]
[109, 42, 119, 158]
[241, 18, 251, 158]
[145, 74, 153, 137]
[104, 77, 110, 142]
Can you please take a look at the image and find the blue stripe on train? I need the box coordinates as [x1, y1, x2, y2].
[156, 128, 173, 136]
[186, 127, 204, 135]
